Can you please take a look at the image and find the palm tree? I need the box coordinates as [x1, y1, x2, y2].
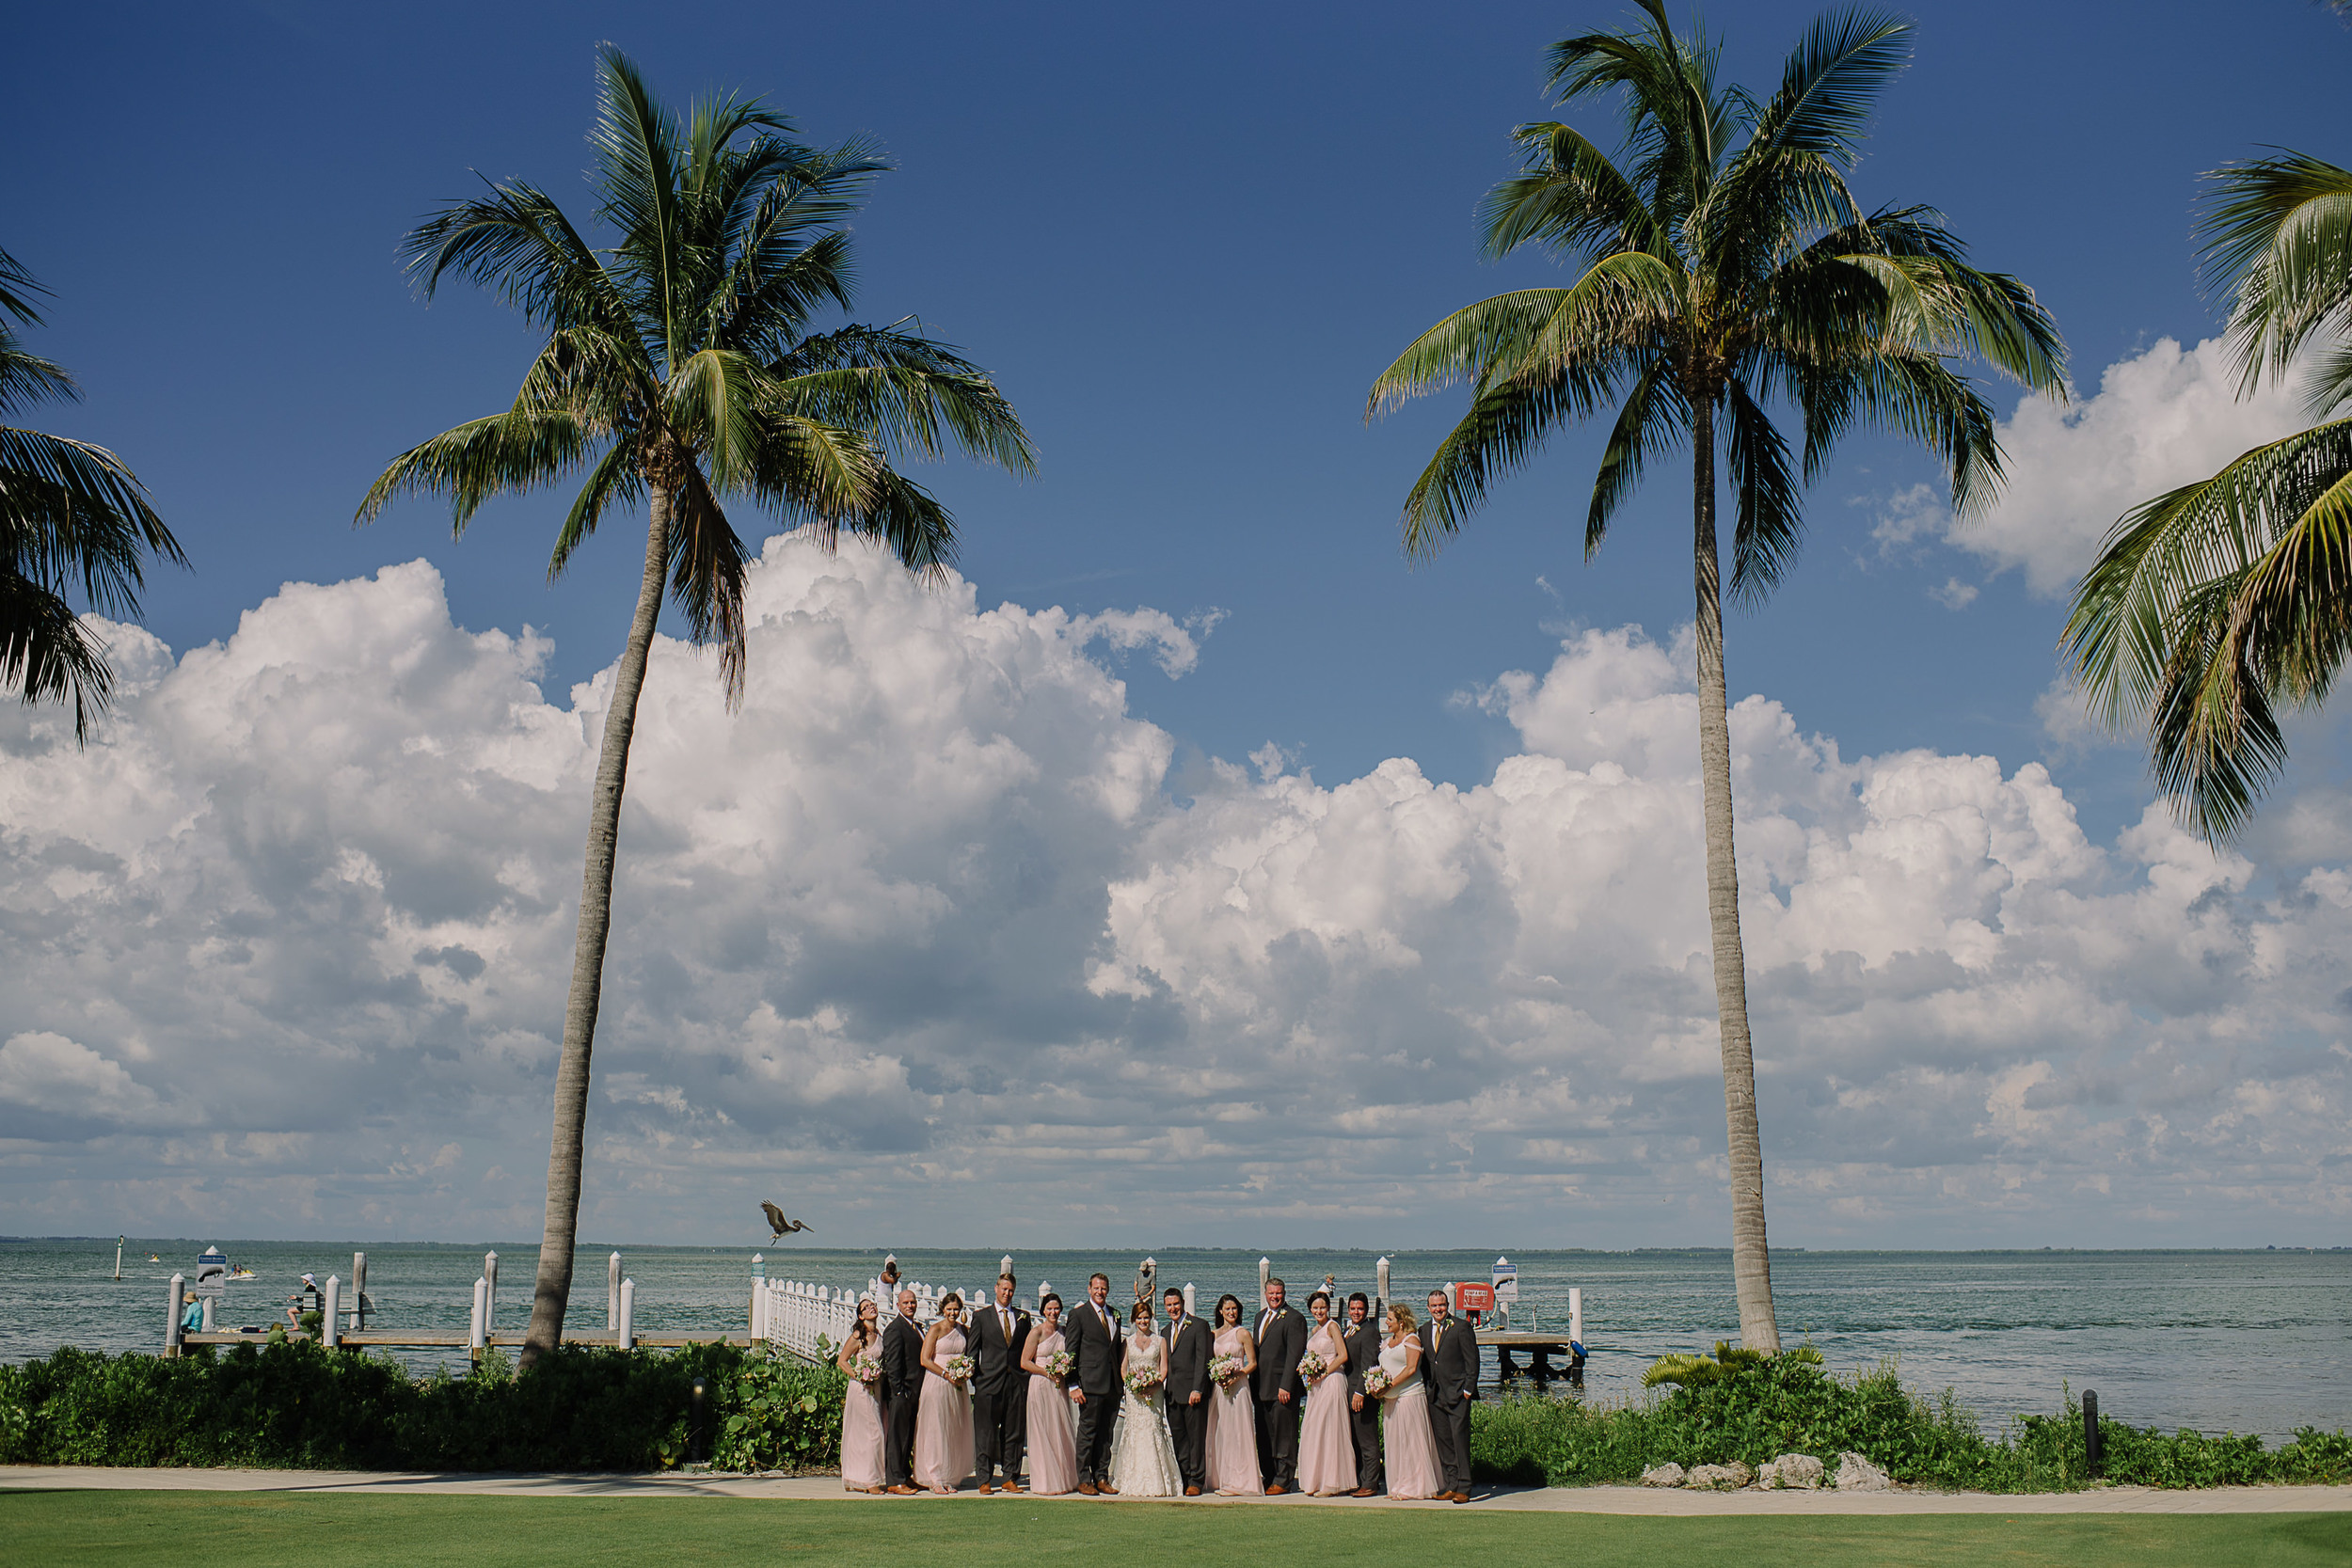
[359, 47, 1034, 1366]
[2063, 150, 2352, 842]
[1368, 2, 2063, 1350]
[0, 245, 184, 738]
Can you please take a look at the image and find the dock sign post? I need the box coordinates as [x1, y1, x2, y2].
[1491, 1257, 1518, 1330]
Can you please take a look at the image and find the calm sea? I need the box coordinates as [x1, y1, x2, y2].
[5, 1240, 2345, 1444]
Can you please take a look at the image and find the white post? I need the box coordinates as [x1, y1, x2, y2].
[116, 1236, 125, 1281]
[165, 1272, 184, 1355]
[617, 1277, 636, 1349]
[1569, 1287, 1583, 1346]
[484, 1250, 498, 1328]
[469, 1277, 487, 1356]
[322, 1276, 342, 1348]
[751, 1254, 767, 1338]
[1184, 1283, 1197, 1318]
[1376, 1256, 1391, 1319]
[608, 1251, 622, 1331]
[1038, 1279, 1051, 1311]
[200, 1296, 215, 1333]
[1001, 1254, 1013, 1277]
[1258, 1257, 1271, 1307]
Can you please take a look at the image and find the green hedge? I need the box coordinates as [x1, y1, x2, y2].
[0, 1336, 842, 1473]
[1467, 1354, 2352, 1492]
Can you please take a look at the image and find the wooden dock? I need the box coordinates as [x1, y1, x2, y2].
[179, 1330, 753, 1350]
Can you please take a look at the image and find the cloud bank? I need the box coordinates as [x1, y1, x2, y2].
[0, 536, 2344, 1247]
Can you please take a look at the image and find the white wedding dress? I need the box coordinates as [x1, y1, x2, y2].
[1106, 1329, 1183, 1497]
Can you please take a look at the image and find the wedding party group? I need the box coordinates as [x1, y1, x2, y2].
[832, 1272, 1479, 1503]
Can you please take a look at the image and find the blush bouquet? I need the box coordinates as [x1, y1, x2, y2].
[1041, 1347, 1074, 1380]
[941, 1353, 976, 1386]
[1123, 1367, 1163, 1398]
[851, 1347, 882, 1386]
[1361, 1366, 1394, 1399]
[1296, 1350, 1332, 1384]
[1209, 1353, 1247, 1388]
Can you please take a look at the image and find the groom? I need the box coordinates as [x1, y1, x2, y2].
[967, 1271, 1030, 1494]
[1159, 1286, 1210, 1496]
[1065, 1272, 1124, 1495]
[1252, 1276, 1306, 1494]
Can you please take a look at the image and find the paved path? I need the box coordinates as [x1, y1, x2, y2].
[4, 1466, 2344, 1514]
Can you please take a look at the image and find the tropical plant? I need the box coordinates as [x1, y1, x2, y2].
[358, 47, 1033, 1366]
[2063, 150, 2352, 841]
[0, 245, 184, 738]
[1367, 2, 2064, 1349]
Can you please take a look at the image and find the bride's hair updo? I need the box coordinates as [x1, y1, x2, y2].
[1387, 1303, 1418, 1334]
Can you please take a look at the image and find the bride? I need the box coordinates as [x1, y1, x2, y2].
[1105, 1300, 1183, 1497]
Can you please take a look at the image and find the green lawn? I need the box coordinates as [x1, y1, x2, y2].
[5, 1492, 2346, 1568]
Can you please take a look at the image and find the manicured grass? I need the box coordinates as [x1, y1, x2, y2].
[4, 1492, 2347, 1568]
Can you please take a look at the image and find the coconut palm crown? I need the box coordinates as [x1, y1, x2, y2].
[0, 245, 183, 738]
[358, 46, 1033, 1365]
[1369, 2, 2064, 1350]
[2064, 150, 2352, 842]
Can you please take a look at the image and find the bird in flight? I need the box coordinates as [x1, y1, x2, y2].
[762, 1202, 814, 1241]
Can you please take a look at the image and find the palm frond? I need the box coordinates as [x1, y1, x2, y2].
[1481, 121, 1665, 262]
[0, 245, 48, 328]
[0, 426, 182, 611]
[1396, 370, 1607, 560]
[2199, 150, 2352, 398]
[0, 563, 113, 740]
[548, 440, 645, 578]
[839, 463, 957, 580]
[0, 338, 79, 420]
[1584, 358, 1685, 557]
[665, 463, 751, 700]
[355, 411, 599, 532]
[402, 179, 635, 339]
[1723, 376, 1803, 602]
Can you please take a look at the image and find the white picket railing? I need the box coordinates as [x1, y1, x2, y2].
[763, 1265, 1062, 1362]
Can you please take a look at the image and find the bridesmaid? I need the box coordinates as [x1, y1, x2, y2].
[1021, 1291, 1078, 1496]
[1294, 1291, 1355, 1496]
[914, 1292, 976, 1494]
[1378, 1304, 1445, 1499]
[1204, 1292, 1262, 1496]
[835, 1297, 885, 1493]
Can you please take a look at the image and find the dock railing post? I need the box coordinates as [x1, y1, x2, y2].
[352, 1252, 367, 1332]
[469, 1277, 487, 1361]
[608, 1251, 622, 1331]
[2083, 1389, 2102, 1477]
[1375, 1257, 1391, 1322]
[1569, 1288, 1582, 1347]
[617, 1277, 636, 1349]
[1258, 1257, 1270, 1307]
[484, 1250, 498, 1329]
[751, 1254, 767, 1338]
[1184, 1283, 1196, 1318]
[116, 1236, 125, 1281]
[322, 1276, 341, 1349]
[164, 1273, 184, 1356]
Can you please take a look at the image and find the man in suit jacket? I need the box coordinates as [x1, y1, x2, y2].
[1159, 1287, 1211, 1495]
[1341, 1291, 1385, 1497]
[967, 1271, 1032, 1493]
[1064, 1273, 1124, 1494]
[880, 1289, 924, 1494]
[1252, 1277, 1307, 1493]
[1419, 1289, 1479, 1502]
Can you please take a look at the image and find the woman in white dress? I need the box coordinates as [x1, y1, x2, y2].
[1377, 1303, 1444, 1499]
[1105, 1301, 1184, 1497]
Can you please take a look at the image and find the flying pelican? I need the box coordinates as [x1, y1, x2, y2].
[762, 1202, 814, 1242]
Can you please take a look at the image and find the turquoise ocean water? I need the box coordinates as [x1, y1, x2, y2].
[5, 1239, 2345, 1443]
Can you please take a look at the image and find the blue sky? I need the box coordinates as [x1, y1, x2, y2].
[11, 0, 2346, 830]
[4, 2, 2350, 1248]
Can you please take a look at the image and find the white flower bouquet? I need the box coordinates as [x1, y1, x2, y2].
[1041, 1347, 1074, 1380]
[1297, 1350, 1332, 1383]
[1209, 1353, 1247, 1388]
[941, 1353, 975, 1386]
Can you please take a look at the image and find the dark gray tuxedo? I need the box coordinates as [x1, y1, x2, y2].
[1252, 1304, 1306, 1488]
[1418, 1310, 1479, 1494]
[1342, 1317, 1385, 1492]
[1161, 1309, 1211, 1490]
[1063, 1297, 1123, 1484]
[966, 1299, 1030, 1485]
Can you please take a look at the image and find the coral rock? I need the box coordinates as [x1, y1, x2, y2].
[1639, 1464, 1686, 1488]
[1758, 1454, 1825, 1490]
[1684, 1462, 1751, 1490]
[1835, 1451, 1892, 1491]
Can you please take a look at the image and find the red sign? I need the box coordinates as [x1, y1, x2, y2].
[1453, 1283, 1496, 1312]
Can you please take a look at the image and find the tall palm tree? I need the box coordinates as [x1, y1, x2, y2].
[1368, 2, 2063, 1349]
[359, 47, 1034, 1366]
[0, 245, 183, 738]
[2063, 150, 2352, 842]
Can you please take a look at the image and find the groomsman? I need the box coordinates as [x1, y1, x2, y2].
[1341, 1291, 1384, 1497]
[1160, 1287, 1210, 1496]
[1420, 1289, 1478, 1503]
[968, 1271, 1031, 1494]
[1252, 1277, 1306, 1494]
[880, 1288, 924, 1495]
[1065, 1273, 1124, 1495]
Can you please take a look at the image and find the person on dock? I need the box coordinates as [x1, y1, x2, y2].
[1342, 1291, 1385, 1497]
[967, 1271, 1029, 1494]
[1420, 1289, 1478, 1503]
[1252, 1276, 1306, 1493]
[881, 1289, 923, 1495]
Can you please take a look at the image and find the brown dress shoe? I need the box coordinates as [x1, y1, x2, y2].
[1184, 1485, 1201, 1497]
[979, 1483, 995, 1495]
[1264, 1483, 1286, 1496]
[1077, 1481, 1098, 1496]
[1350, 1487, 1376, 1497]
[885, 1484, 916, 1495]
[1002, 1483, 1024, 1494]
[1097, 1482, 1120, 1495]
[1451, 1490, 1470, 1503]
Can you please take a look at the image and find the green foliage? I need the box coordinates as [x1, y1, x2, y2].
[1470, 1350, 2352, 1492]
[0, 1339, 834, 1474]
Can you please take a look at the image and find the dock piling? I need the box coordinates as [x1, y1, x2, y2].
[164, 1273, 184, 1356]
[469, 1277, 487, 1360]
[352, 1252, 368, 1332]
[323, 1276, 341, 1348]
[2083, 1389, 2102, 1476]
[484, 1250, 498, 1329]
[608, 1252, 622, 1330]
[618, 1277, 636, 1349]
[751, 1254, 767, 1338]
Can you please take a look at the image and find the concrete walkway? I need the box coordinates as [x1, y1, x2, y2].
[4, 1466, 2344, 1514]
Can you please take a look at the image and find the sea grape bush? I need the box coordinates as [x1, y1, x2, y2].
[0, 1338, 834, 1473]
[1469, 1350, 2352, 1492]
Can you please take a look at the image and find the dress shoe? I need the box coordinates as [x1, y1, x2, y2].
[1002, 1483, 1024, 1494]
[979, 1483, 995, 1495]
[885, 1484, 916, 1496]
[1184, 1485, 1201, 1497]
[1450, 1491, 1470, 1504]
[1263, 1483, 1286, 1496]
[1350, 1487, 1376, 1497]
[1077, 1481, 1098, 1496]
[1097, 1483, 1120, 1495]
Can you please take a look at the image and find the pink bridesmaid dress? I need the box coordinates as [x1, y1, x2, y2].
[840, 1352, 885, 1489]
[914, 1326, 974, 1490]
[1294, 1321, 1356, 1496]
[1025, 1328, 1077, 1495]
[1205, 1325, 1262, 1495]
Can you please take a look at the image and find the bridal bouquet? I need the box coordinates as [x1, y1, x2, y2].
[1297, 1350, 1332, 1384]
[1208, 1353, 1247, 1388]
[1123, 1367, 1162, 1398]
[851, 1348, 882, 1386]
[941, 1354, 976, 1386]
[1041, 1348, 1074, 1380]
[1361, 1367, 1394, 1399]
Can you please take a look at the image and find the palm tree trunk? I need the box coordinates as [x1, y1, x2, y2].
[1689, 388, 1780, 1353]
[519, 477, 673, 1368]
